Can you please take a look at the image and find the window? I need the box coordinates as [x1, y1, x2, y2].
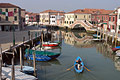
[104, 17, 105, 20]
[52, 20, 55, 22]
[84, 15, 85, 18]
[0, 9, 2, 12]
[6, 16, 8, 21]
[119, 14, 120, 19]
[113, 17, 115, 21]
[97, 17, 99, 19]
[6, 9, 8, 12]
[109, 17, 111, 21]
[119, 25, 120, 30]
[14, 16, 17, 21]
[89, 15, 91, 18]
[67, 21, 68, 24]
[102, 16, 103, 20]
[112, 25, 114, 29]
[106, 17, 108, 20]
[65, 21, 66, 23]
[14, 9, 17, 13]
[72, 21, 74, 23]
[75, 15, 77, 18]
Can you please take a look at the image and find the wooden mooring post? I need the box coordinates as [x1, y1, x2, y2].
[0, 44, 2, 80]
[33, 46, 36, 76]
[20, 47, 23, 71]
[11, 50, 15, 80]
[97, 28, 99, 39]
[31, 32, 33, 47]
[100, 28, 102, 40]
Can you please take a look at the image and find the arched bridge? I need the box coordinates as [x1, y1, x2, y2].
[70, 20, 94, 30]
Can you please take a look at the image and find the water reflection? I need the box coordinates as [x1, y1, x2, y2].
[63, 31, 94, 48]
[96, 43, 115, 60]
[114, 57, 120, 71]
[24, 30, 120, 80]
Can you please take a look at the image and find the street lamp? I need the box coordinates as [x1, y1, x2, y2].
[12, 21, 15, 46]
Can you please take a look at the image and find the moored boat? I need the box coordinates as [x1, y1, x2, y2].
[28, 54, 51, 61]
[25, 49, 61, 59]
[42, 42, 59, 47]
[112, 46, 120, 52]
[74, 56, 84, 73]
[112, 48, 120, 52]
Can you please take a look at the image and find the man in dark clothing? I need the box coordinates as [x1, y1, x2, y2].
[76, 59, 82, 70]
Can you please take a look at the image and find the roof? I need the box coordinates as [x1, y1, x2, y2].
[51, 13, 65, 16]
[25, 12, 39, 15]
[66, 8, 114, 15]
[21, 9, 25, 11]
[0, 3, 20, 8]
[40, 9, 64, 13]
[67, 9, 90, 14]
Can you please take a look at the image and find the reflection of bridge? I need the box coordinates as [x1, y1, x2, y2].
[64, 31, 93, 47]
[70, 20, 94, 30]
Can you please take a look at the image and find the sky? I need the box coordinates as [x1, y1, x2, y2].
[0, 0, 120, 13]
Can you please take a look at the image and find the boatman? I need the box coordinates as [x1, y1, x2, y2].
[76, 59, 82, 70]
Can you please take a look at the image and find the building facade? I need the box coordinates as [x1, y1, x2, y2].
[64, 9, 91, 27]
[117, 8, 120, 33]
[25, 12, 39, 26]
[0, 3, 24, 31]
[39, 10, 64, 25]
[50, 13, 64, 26]
[108, 11, 117, 33]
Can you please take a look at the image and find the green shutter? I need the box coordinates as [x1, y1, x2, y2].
[0, 9, 1, 12]
[2, 12, 5, 15]
[14, 16, 17, 21]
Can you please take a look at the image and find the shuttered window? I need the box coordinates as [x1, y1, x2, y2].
[0, 9, 2, 12]
[14, 16, 17, 21]
[6, 16, 8, 21]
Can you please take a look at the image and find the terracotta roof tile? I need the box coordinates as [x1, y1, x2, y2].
[66, 8, 114, 15]
[51, 13, 65, 16]
[0, 3, 20, 8]
[40, 9, 64, 13]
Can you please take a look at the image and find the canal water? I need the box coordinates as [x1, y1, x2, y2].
[25, 30, 120, 80]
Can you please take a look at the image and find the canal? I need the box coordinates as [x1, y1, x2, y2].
[25, 30, 120, 80]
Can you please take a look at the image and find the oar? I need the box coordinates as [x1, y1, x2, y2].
[67, 65, 74, 71]
[83, 66, 90, 71]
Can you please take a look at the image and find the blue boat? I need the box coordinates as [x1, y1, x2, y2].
[74, 56, 84, 73]
[115, 46, 120, 49]
[25, 54, 51, 61]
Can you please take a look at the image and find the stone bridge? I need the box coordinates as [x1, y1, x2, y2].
[70, 20, 94, 30]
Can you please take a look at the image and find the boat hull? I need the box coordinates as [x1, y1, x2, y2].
[43, 44, 58, 47]
[74, 56, 84, 73]
[27, 54, 51, 61]
[25, 49, 61, 60]
[112, 48, 120, 52]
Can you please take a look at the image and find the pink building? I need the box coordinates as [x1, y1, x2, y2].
[25, 12, 39, 25]
[108, 10, 117, 32]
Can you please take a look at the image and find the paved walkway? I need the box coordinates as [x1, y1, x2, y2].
[0, 26, 40, 51]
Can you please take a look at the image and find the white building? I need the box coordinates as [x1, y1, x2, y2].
[117, 8, 120, 33]
[50, 13, 64, 26]
[39, 10, 64, 25]
[25, 13, 29, 25]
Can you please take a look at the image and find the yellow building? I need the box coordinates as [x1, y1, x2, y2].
[64, 9, 91, 27]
